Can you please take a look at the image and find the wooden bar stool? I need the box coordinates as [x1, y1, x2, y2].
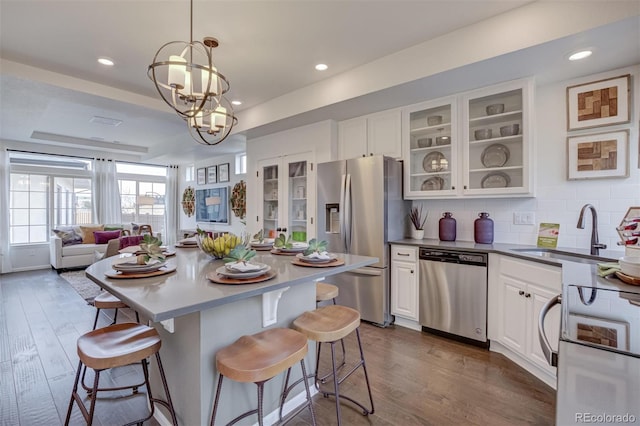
[64, 323, 178, 426]
[91, 290, 139, 330]
[210, 328, 316, 426]
[292, 305, 374, 426]
[314, 282, 345, 375]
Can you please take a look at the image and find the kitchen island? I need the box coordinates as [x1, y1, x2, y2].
[85, 248, 378, 425]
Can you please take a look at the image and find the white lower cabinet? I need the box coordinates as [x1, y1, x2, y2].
[390, 245, 420, 327]
[488, 254, 561, 388]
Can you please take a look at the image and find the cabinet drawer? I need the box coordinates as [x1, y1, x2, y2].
[391, 245, 417, 262]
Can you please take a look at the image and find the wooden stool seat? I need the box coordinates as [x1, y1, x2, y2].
[65, 323, 177, 426]
[211, 328, 316, 425]
[293, 305, 360, 342]
[93, 290, 128, 310]
[315, 283, 339, 302]
[78, 323, 162, 370]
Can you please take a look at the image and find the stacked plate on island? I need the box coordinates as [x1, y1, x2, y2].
[296, 251, 337, 264]
[250, 239, 275, 250]
[215, 262, 271, 279]
[273, 242, 308, 253]
[111, 257, 167, 274]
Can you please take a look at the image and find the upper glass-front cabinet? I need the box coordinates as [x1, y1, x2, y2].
[257, 152, 315, 241]
[403, 78, 533, 199]
[402, 96, 458, 198]
[462, 79, 533, 196]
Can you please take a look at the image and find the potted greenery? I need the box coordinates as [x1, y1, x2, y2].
[409, 206, 428, 239]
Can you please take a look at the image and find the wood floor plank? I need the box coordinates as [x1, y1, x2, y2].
[1, 360, 19, 426]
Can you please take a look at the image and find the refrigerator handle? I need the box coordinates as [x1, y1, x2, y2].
[339, 174, 347, 252]
[344, 173, 352, 253]
[348, 267, 383, 276]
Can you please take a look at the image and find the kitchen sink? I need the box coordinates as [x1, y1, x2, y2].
[510, 248, 609, 264]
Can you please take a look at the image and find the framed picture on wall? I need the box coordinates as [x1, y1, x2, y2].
[567, 130, 629, 180]
[196, 168, 206, 186]
[566, 74, 630, 131]
[207, 166, 217, 184]
[218, 163, 230, 182]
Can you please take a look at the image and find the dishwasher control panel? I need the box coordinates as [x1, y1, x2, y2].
[419, 248, 487, 266]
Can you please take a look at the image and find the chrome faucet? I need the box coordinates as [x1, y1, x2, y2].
[577, 204, 607, 255]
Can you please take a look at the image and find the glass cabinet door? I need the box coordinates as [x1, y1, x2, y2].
[261, 163, 279, 238]
[286, 159, 308, 242]
[403, 96, 458, 198]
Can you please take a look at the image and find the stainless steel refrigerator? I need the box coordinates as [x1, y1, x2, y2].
[316, 155, 409, 326]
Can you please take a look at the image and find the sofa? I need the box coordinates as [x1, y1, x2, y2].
[49, 224, 152, 270]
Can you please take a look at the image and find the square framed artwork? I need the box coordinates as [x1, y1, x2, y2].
[207, 166, 217, 184]
[567, 314, 629, 351]
[196, 168, 206, 186]
[218, 163, 230, 182]
[566, 74, 630, 131]
[567, 130, 629, 180]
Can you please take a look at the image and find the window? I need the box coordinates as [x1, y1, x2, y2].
[117, 163, 166, 236]
[235, 153, 247, 175]
[9, 153, 93, 244]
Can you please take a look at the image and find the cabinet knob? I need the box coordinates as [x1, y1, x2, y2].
[410, 270, 414, 274]
[518, 290, 525, 296]
[525, 293, 531, 298]
[282, 227, 287, 232]
[464, 185, 468, 190]
[451, 186, 455, 190]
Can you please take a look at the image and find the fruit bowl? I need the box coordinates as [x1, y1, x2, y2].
[196, 233, 243, 259]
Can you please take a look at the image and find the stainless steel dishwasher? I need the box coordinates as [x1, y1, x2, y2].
[418, 248, 488, 345]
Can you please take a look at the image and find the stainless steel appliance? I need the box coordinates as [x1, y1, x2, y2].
[539, 271, 640, 425]
[418, 248, 488, 344]
[316, 155, 409, 326]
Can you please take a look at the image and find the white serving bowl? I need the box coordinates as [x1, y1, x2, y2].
[619, 256, 640, 277]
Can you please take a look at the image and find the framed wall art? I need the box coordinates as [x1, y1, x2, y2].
[207, 165, 217, 184]
[218, 163, 230, 182]
[196, 168, 206, 186]
[567, 130, 629, 180]
[566, 74, 630, 131]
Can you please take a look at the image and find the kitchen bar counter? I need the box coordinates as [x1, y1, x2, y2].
[85, 248, 378, 425]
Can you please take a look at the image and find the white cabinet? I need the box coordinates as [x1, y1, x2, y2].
[490, 255, 561, 386]
[402, 78, 534, 199]
[338, 108, 402, 160]
[390, 245, 419, 322]
[256, 152, 315, 241]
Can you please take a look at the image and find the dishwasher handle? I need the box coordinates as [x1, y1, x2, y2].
[538, 294, 561, 367]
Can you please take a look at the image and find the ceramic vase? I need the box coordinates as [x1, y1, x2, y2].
[411, 228, 425, 240]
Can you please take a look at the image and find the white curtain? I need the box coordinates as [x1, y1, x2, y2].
[0, 148, 12, 273]
[92, 159, 122, 225]
[164, 165, 179, 246]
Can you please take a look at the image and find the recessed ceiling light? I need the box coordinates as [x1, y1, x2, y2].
[315, 63, 328, 71]
[568, 50, 592, 61]
[98, 57, 114, 66]
[231, 100, 242, 106]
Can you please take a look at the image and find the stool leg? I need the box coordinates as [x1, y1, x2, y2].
[64, 360, 83, 425]
[210, 374, 224, 426]
[355, 328, 375, 415]
[153, 352, 178, 426]
[300, 359, 317, 426]
[257, 382, 265, 426]
[330, 341, 343, 426]
[112, 308, 119, 325]
[92, 308, 101, 330]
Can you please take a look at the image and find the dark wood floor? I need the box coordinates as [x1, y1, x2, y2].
[1, 269, 555, 425]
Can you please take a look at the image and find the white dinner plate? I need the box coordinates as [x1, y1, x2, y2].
[295, 253, 338, 263]
[112, 260, 167, 273]
[216, 264, 271, 279]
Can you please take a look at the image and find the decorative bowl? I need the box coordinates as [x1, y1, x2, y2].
[486, 104, 505, 115]
[500, 124, 520, 137]
[435, 136, 450, 146]
[196, 233, 243, 259]
[417, 137, 432, 148]
[620, 256, 640, 278]
[427, 115, 443, 126]
[474, 128, 492, 140]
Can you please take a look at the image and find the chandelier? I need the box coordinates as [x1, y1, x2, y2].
[147, 0, 237, 146]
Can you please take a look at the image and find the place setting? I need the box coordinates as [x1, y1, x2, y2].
[290, 239, 344, 268]
[105, 256, 177, 279]
[207, 246, 277, 285]
[249, 229, 275, 251]
[270, 233, 309, 255]
[175, 236, 199, 248]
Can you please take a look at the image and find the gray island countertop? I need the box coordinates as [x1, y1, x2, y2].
[85, 248, 378, 322]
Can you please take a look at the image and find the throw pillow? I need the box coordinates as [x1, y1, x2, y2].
[52, 227, 83, 246]
[119, 235, 144, 249]
[80, 225, 105, 244]
[93, 230, 122, 244]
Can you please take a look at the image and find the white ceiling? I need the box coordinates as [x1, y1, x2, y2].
[1, 1, 639, 164]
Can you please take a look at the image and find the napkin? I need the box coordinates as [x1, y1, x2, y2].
[307, 251, 331, 260]
[226, 262, 263, 272]
[597, 262, 620, 277]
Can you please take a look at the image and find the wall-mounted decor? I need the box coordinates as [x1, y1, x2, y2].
[568, 314, 629, 351]
[181, 186, 195, 217]
[218, 163, 230, 182]
[567, 130, 629, 180]
[230, 180, 246, 219]
[566, 74, 630, 131]
[207, 165, 217, 184]
[197, 168, 206, 186]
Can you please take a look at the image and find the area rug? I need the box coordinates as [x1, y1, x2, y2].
[59, 270, 102, 302]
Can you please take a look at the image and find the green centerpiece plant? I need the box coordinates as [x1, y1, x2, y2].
[273, 232, 294, 249]
[223, 245, 257, 264]
[304, 238, 328, 256]
[137, 234, 165, 264]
